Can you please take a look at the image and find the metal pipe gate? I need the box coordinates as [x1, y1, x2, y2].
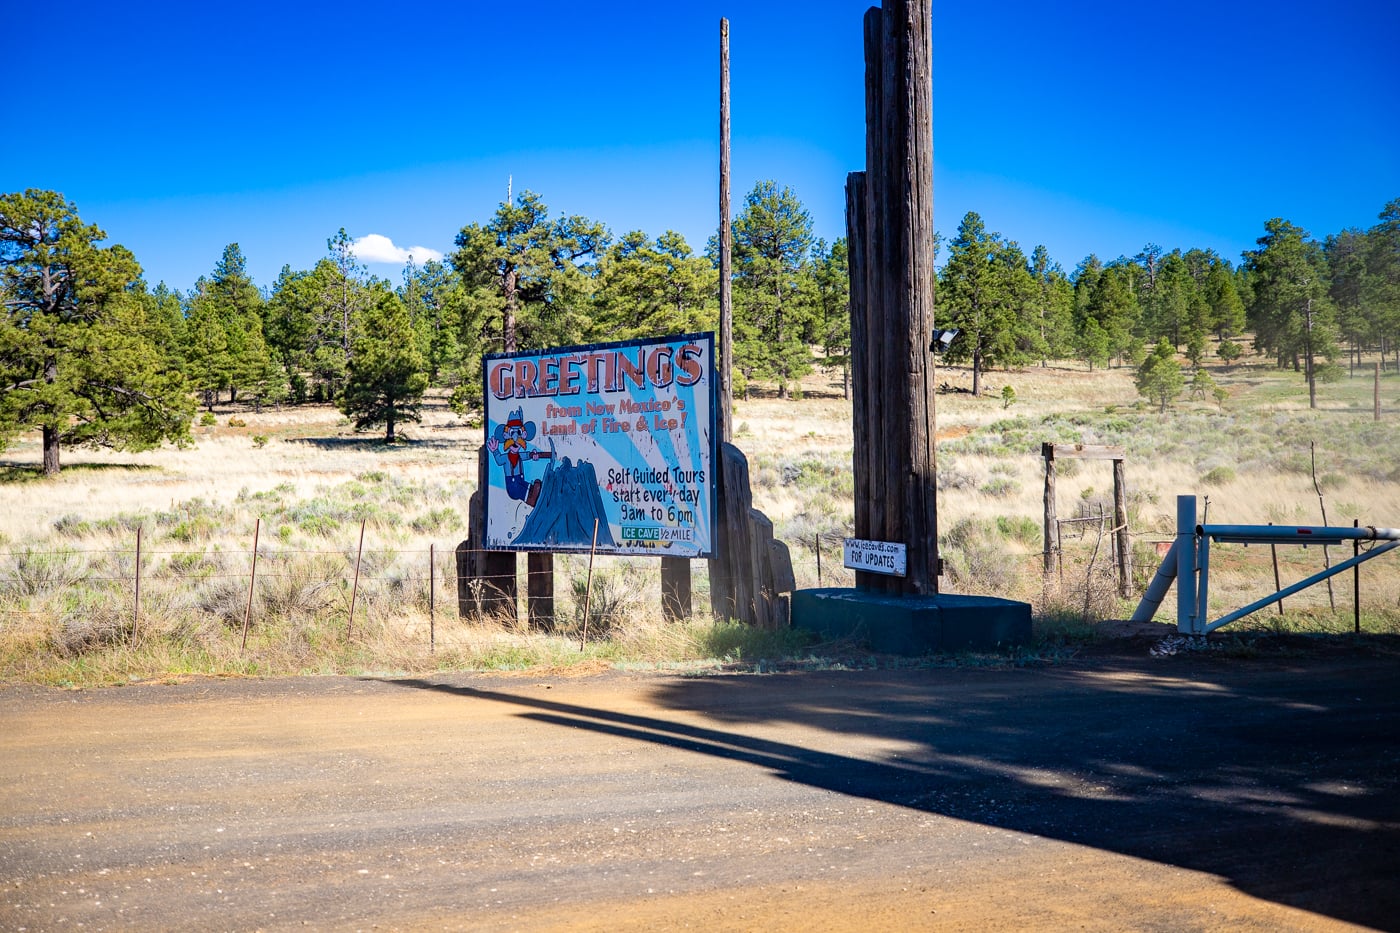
[1131, 495, 1400, 635]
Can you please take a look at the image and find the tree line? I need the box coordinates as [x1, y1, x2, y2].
[936, 202, 1400, 405]
[2, 186, 1397, 474]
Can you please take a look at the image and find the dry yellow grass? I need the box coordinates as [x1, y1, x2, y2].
[0, 394, 480, 541]
[738, 355, 1400, 624]
[1, 347, 1397, 685]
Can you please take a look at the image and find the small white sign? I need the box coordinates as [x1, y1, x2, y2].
[843, 538, 907, 577]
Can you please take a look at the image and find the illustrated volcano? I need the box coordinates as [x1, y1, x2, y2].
[513, 457, 616, 549]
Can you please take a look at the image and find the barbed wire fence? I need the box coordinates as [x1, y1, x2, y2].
[0, 519, 729, 655]
[0, 510, 1382, 659]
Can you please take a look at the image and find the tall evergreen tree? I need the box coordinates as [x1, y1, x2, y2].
[592, 230, 716, 342]
[1244, 218, 1337, 406]
[1094, 263, 1142, 366]
[261, 235, 379, 403]
[1029, 245, 1074, 363]
[1203, 260, 1246, 340]
[1365, 199, 1400, 366]
[450, 191, 608, 354]
[727, 181, 816, 399]
[264, 263, 317, 401]
[320, 230, 374, 389]
[1325, 228, 1376, 373]
[398, 258, 462, 384]
[808, 238, 851, 397]
[1144, 251, 1193, 347]
[144, 282, 187, 363]
[936, 212, 1037, 395]
[183, 244, 277, 408]
[0, 189, 193, 475]
[183, 287, 234, 410]
[339, 285, 428, 442]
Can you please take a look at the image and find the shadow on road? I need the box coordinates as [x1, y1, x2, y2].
[387, 654, 1400, 930]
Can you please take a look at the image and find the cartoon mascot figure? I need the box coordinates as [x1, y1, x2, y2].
[487, 407, 546, 508]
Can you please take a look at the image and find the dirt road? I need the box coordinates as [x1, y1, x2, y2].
[3, 647, 1399, 931]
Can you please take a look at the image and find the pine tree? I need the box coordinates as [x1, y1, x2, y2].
[1085, 263, 1141, 367]
[1365, 200, 1400, 367]
[1135, 339, 1185, 412]
[339, 286, 428, 442]
[398, 258, 463, 384]
[0, 189, 193, 475]
[183, 291, 234, 410]
[1029, 245, 1074, 363]
[1326, 228, 1374, 374]
[183, 244, 276, 407]
[592, 230, 716, 342]
[451, 191, 608, 354]
[1243, 218, 1337, 407]
[264, 264, 316, 401]
[937, 212, 1036, 395]
[809, 238, 851, 397]
[1203, 261, 1246, 339]
[320, 230, 374, 391]
[728, 181, 816, 399]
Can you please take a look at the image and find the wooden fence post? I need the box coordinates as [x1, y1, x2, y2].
[474, 446, 517, 621]
[1113, 458, 1131, 597]
[348, 519, 365, 639]
[241, 518, 260, 652]
[133, 524, 142, 643]
[1042, 444, 1057, 575]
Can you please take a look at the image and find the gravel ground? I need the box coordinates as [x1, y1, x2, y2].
[2, 642, 1398, 931]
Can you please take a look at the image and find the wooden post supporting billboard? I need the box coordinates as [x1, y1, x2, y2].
[462, 446, 518, 621]
[662, 557, 691, 622]
[527, 552, 554, 629]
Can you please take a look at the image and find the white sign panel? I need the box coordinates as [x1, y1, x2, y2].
[843, 538, 907, 576]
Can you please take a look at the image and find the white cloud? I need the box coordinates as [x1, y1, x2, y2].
[349, 233, 444, 266]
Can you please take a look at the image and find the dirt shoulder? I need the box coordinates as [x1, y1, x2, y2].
[2, 647, 1398, 931]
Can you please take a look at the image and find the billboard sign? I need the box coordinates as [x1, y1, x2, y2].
[482, 332, 716, 557]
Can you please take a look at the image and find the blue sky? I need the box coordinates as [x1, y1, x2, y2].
[5, 1, 1396, 292]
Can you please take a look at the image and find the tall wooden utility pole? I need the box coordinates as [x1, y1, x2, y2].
[846, 0, 938, 596]
[708, 17, 738, 621]
[718, 17, 734, 443]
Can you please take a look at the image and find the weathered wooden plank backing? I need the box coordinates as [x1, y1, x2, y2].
[1042, 443, 1127, 461]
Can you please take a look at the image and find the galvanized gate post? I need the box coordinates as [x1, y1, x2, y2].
[1176, 496, 1200, 635]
